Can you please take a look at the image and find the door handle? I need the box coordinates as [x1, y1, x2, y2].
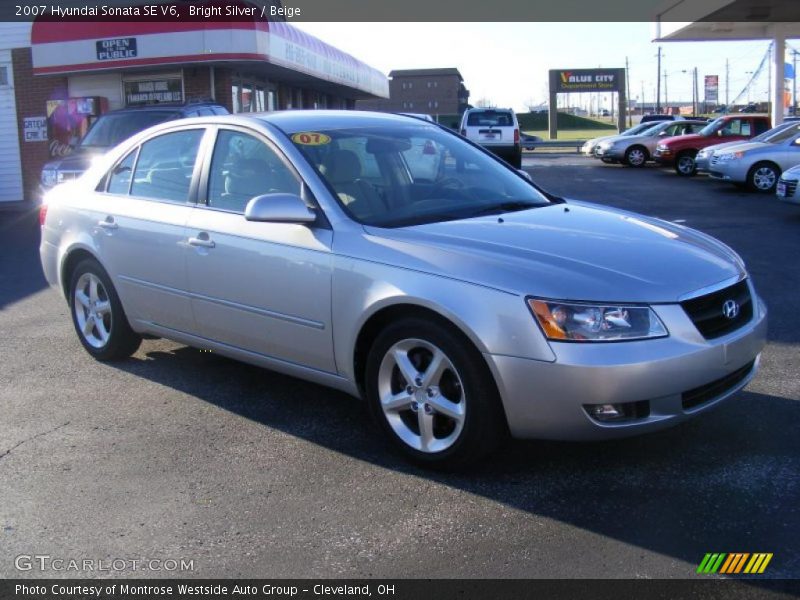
[97, 218, 118, 230]
[188, 235, 216, 249]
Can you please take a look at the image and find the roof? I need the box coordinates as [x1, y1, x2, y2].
[389, 68, 463, 81]
[257, 109, 437, 133]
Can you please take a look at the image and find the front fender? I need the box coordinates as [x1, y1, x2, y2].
[331, 256, 556, 383]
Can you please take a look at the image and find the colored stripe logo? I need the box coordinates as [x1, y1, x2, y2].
[697, 553, 773, 574]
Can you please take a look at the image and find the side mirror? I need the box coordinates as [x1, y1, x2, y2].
[244, 193, 316, 224]
[517, 169, 533, 182]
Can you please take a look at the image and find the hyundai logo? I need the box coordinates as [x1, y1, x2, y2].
[722, 299, 740, 320]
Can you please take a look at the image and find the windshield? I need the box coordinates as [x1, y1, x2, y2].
[622, 122, 661, 136]
[699, 117, 725, 136]
[289, 124, 551, 228]
[762, 123, 800, 144]
[80, 111, 179, 148]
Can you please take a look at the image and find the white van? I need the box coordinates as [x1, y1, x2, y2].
[460, 108, 522, 168]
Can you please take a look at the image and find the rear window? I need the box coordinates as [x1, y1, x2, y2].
[466, 111, 514, 127]
[80, 111, 179, 149]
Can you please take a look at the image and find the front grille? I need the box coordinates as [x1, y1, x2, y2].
[682, 360, 755, 410]
[680, 279, 752, 340]
[779, 178, 798, 197]
[710, 155, 720, 166]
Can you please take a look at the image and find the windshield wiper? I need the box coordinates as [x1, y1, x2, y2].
[465, 201, 542, 217]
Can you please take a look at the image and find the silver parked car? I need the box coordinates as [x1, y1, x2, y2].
[595, 120, 707, 167]
[40, 111, 767, 467]
[776, 163, 800, 204]
[708, 123, 800, 192]
[580, 121, 665, 158]
[697, 120, 800, 174]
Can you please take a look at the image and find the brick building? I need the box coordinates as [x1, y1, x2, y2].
[0, 16, 387, 204]
[356, 68, 469, 116]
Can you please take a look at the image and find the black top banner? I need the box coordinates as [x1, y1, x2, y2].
[5, 0, 800, 22]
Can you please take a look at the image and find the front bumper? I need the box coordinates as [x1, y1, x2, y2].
[653, 149, 675, 166]
[596, 146, 625, 160]
[485, 288, 768, 440]
[777, 176, 800, 204]
[708, 162, 748, 183]
[695, 155, 712, 173]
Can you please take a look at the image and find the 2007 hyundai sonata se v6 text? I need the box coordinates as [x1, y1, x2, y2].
[40, 111, 767, 467]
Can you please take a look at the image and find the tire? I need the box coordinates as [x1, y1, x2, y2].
[624, 145, 648, 168]
[600, 157, 617, 164]
[509, 150, 522, 169]
[747, 162, 780, 193]
[365, 317, 507, 469]
[68, 258, 141, 361]
[674, 151, 697, 176]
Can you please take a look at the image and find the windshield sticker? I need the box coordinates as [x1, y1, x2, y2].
[292, 132, 331, 146]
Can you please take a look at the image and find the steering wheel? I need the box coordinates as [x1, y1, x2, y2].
[431, 177, 467, 197]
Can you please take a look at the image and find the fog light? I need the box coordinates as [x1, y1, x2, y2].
[590, 404, 623, 421]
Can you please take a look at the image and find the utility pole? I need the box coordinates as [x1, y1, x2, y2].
[664, 72, 669, 111]
[694, 67, 699, 116]
[625, 56, 632, 127]
[656, 47, 662, 113]
[725, 58, 730, 108]
[793, 49, 798, 115]
[641, 80, 645, 114]
[768, 42, 772, 110]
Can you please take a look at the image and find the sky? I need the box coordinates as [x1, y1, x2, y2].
[295, 22, 799, 111]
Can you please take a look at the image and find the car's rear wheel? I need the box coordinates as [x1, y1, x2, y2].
[747, 162, 780, 193]
[365, 317, 506, 468]
[509, 150, 522, 169]
[675, 151, 697, 176]
[69, 258, 141, 361]
[624, 145, 648, 167]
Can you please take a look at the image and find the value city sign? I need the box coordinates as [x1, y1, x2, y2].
[550, 68, 625, 93]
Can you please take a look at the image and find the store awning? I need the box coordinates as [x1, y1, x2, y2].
[31, 1, 388, 98]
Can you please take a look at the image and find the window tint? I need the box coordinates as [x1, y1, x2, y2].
[207, 130, 300, 213]
[130, 129, 203, 203]
[80, 111, 179, 149]
[754, 119, 770, 135]
[107, 149, 137, 195]
[467, 110, 513, 127]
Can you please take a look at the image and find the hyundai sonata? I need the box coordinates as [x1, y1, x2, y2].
[40, 111, 767, 467]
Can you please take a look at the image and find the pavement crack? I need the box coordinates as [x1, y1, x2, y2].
[0, 421, 70, 461]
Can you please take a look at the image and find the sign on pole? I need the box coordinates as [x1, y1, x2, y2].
[704, 75, 719, 103]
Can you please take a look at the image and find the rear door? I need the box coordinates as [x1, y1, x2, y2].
[93, 126, 209, 333]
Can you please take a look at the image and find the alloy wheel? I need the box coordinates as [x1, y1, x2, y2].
[376, 338, 466, 453]
[677, 156, 695, 175]
[627, 148, 646, 167]
[73, 272, 112, 348]
[752, 166, 777, 191]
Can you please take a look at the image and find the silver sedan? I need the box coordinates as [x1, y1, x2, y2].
[697, 121, 800, 175]
[595, 120, 707, 167]
[709, 124, 800, 192]
[40, 111, 767, 468]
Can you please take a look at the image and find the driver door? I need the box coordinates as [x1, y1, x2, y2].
[184, 127, 336, 373]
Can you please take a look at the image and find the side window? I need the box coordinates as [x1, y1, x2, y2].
[740, 121, 751, 136]
[753, 120, 769, 135]
[106, 149, 138, 195]
[207, 130, 301, 213]
[336, 137, 381, 179]
[130, 129, 203, 203]
[402, 137, 444, 182]
[720, 119, 742, 136]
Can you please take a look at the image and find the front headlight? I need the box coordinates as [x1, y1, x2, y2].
[41, 169, 57, 187]
[716, 151, 744, 162]
[528, 299, 668, 342]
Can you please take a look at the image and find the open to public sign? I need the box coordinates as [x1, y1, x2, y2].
[96, 38, 138, 61]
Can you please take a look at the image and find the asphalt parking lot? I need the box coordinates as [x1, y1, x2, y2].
[1, 156, 798, 580]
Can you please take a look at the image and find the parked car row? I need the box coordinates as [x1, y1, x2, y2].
[584, 113, 800, 200]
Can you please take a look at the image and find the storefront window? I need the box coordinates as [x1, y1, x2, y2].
[256, 87, 265, 112]
[241, 83, 253, 112]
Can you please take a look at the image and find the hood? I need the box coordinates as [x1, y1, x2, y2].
[660, 133, 706, 147]
[43, 148, 106, 173]
[586, 134, 618, 145]
[361, 202, 744, 303]
[712, 141, 768, 155]
[698, 140, 742, 154]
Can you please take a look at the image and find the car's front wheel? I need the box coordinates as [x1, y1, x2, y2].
[625, 145, 648, 167]
[747, 162, 780, 193]
[365, 317, 506, 468]
[675, 151, 697, 176]
[69, 258, 141, 361]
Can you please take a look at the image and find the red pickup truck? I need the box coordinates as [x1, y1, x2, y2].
[653, 114, 772, 176]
